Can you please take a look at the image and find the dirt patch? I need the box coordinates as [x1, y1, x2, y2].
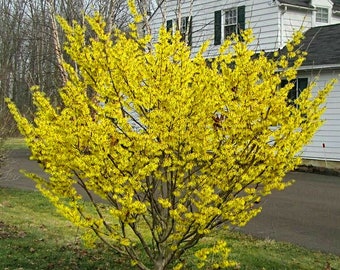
[0, 220, 26, 239]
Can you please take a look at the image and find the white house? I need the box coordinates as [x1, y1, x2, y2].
[149, 0, 340, 55]
[295, 23, 340, 166]
[149, 0, 340, 167]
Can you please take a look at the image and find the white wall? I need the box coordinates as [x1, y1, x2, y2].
[150, 0, 283, 57]
[331, 14, 340, 24]
[281, 7, 312, 46]
[150, 0, 340, 53]
[300, 69, 340, 161]
[246, 1, 280, 52]
[149, 0, 327, 56]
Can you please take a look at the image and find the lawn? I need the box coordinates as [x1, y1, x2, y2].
[0, 187, 339, 270]
[2, 137, 28, 150]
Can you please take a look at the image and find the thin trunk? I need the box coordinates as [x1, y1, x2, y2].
[47, 0, 67, 86]
[153, 252, 173, 270]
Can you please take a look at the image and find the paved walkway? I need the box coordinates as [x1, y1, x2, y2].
[1, 149, 340, 255]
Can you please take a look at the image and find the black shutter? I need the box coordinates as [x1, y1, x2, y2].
[237, 5, 246, 32]
[297, 78, 308, 96]
[214, 10, 222, 45]
[166, 19, 173, 33]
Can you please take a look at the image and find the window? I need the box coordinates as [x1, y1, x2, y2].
[179, 17, 189, 39]
[224, 8, 237, 38]
[281, 78, 308, 105]
[214, 6, 245, 45]
[166, 16, 192, 45]
[316, 7, 328, 23]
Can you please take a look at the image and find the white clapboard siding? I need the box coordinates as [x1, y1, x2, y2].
[300, 70, 340, 161]
[150, 0, 283, 56]
[282, 8, 313, 42]
[150, 0, 340, 53]
[331, 15, 340, 24]
[150, 1, 340, 54]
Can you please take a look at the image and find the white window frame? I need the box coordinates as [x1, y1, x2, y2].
[316, 7, 329, 23]
[178, 17, 188, 37]
[223, 7, 238, 39]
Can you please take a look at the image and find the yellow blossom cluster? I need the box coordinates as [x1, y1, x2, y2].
[7, 12, 334, 270]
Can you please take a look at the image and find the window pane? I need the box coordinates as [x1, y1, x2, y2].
[284, 78, 308, 105]
[224, 7, 237, 38]
[287, 79, 298, 102]
[180, 17, 187, 33]
[316, 7, 328, 23]
[297, 78, 308, 96]
[225, 8, 237, 25]
[224, 25, 237, 38]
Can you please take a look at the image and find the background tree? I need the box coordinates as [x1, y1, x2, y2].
[0, 0, 151, 126]
[0, 107, 10, 175]
[7, 11, 334, 270]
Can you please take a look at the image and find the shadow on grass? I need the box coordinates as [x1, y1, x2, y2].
[0, 226, 130, 270]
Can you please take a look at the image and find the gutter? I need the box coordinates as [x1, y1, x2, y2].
[278, 3, 316, 11]
[298, 63, 340, 71]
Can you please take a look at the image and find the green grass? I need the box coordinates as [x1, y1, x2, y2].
[3, 137, 28, 150]
[0, 187, 339, 270]
[0, 188, 128, 270]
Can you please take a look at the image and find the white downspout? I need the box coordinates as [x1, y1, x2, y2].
[280, 5, 287, 48]
[278, 2, 315, 47]
[312, 7, 316, 27]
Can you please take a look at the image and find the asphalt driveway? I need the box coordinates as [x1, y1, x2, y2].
[237, 171, 340, 255]
[1, 149, 340, 255]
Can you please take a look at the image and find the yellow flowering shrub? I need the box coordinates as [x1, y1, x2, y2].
[7, 12, 334, 270]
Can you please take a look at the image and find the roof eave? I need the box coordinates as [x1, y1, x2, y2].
[298, 63, 340, 70]
[278, 3, 315, 11]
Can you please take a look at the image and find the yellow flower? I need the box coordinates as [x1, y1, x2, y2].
[6, 13, 334, 270]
